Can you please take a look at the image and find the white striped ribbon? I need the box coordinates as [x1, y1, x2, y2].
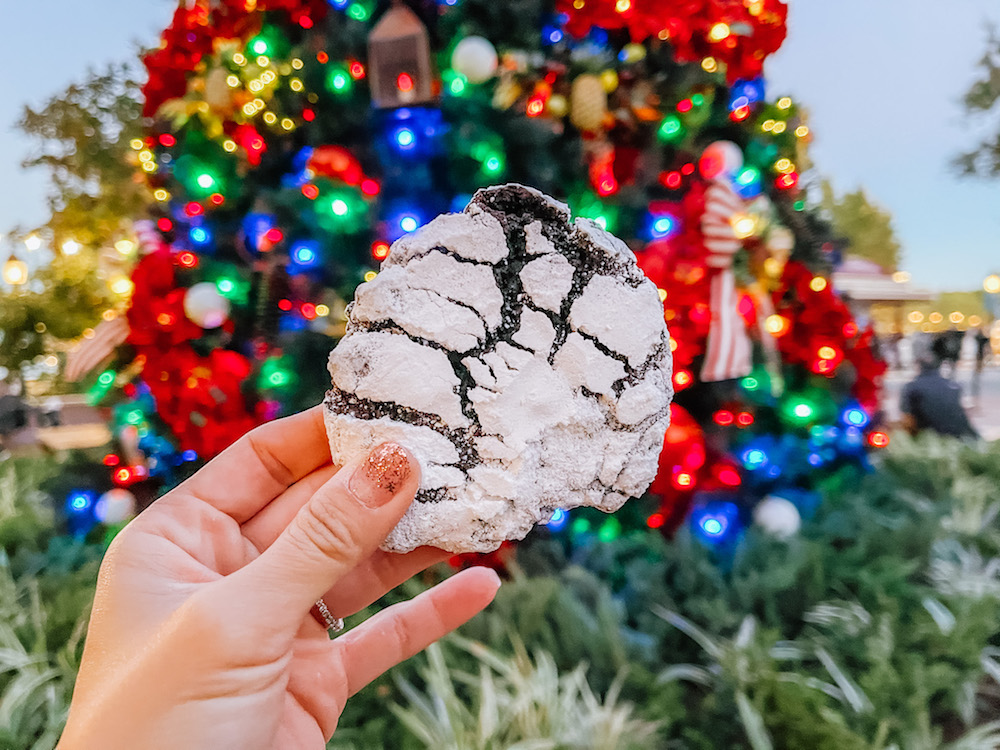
[64, 317, 130, 382]
[699, 180, 753, 382]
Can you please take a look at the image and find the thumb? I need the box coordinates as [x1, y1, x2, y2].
[223, 442, 420, 632]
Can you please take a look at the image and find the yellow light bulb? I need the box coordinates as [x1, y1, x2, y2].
[908, 311, 924, 324]
[248, 80, 264, 93]
[291, 58, 304, 70]
[138, 150, 153, 162]
[261, 71, 276, 84]
[24, 234, 42, 251]
[256, 55, 270, 67]
[226, 74, 240, 87]
[984, 274, 1000, 294]
[774, 158, 792, 172]
[142, 162, 156, 173]
[363, 271, 378, 282]
[242, 103, 257, 117]
[315, 304, 330, 317]
[233, 53, 247, 66]
[615, 0, 630, 11]
[263, 112, 278, 124]
[970, 315, 982, 326]
[777, 97, 792, 109]
[772, 121, 787, 134]
[61, 239, 81, 255]
[3, 258, 28, 285]
[949, 311, 965, 324]
[701, 56, 718, 72]
[765, 314, 789, 335]
[130, 138, 144, 150]
[290, 78, 304, 92]
[809, 277, 827, 292]
[110, 277, 134, 295]
[280, 118, 294, 130]
[731, 214, 756, 239]
[223, 139, 238, 152]
[762, 119, 775, 131]
[892, 271, 911, 284]
[795, 125, 810, 138]
[657, 288, 668, 302]
[818, 346, 837, 360]
[115, 240, 135, 255]
[929, 312, 943, 324]
[153, 189, 170, 201]
[709, 22, 730, 41]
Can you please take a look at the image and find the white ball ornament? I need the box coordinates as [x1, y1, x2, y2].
[451, 36, 498, 84]
[699, 140, 744, 179]
[95, 489, 137, 524]
[184, 282, 231, 328]
[753, 495, 802, 539]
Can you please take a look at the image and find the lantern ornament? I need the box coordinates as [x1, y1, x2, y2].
[367, 2, 434, 108]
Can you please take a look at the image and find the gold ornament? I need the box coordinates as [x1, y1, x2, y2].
[546, 94, 568, 118]
[570, 74, 608, 132]
[205, 67, 237, 114]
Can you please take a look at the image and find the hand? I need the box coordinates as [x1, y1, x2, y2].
[58, 407, 500, 749]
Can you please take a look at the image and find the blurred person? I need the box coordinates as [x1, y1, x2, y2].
[57, 407, 500, 749]
[973, 326, 991, 400]
[41, 394, 64, 427]
[900, 353, 979, 439]
[0, 381, 28, 460]
[931, 328, 964, 377]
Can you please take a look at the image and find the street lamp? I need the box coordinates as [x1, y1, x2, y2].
[3, 254, 28, 285]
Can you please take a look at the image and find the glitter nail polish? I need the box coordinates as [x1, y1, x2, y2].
[349, 442, 411, 508]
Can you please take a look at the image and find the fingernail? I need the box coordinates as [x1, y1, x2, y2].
[349, 443, 412, 508]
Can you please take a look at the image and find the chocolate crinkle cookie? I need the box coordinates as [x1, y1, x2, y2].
[324, 184, 673, 553]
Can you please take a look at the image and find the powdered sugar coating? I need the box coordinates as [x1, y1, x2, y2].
[325, 184, 673, 553]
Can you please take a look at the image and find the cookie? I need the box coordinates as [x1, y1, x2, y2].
[324, 184, 673, 553]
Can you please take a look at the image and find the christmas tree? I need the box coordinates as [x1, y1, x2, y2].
[69, 0, 885, 544]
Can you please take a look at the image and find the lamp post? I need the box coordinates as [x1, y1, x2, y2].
[985, 273, 1000, 322]
[2, 254, 28, 286]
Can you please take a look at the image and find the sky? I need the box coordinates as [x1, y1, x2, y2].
[0, 0, 997, 291]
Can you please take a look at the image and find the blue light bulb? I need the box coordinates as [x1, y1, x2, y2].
[291, 241, 320, 267]
[394, 128, 416, 150]
[544, 508, 568, 531]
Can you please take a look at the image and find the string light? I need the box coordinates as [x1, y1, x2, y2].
[363, 271, 377, 282]
[809, 276, 827, 292]
[315, 304, 330, 317]
[777, 97, 792, 109]
[701, 57, 718, 72]
[24, 234, 42, 251]
[795, 125, 810, 138]
[154, 189, 170, 201]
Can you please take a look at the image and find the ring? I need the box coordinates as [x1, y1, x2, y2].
[311, 598, 345, 639]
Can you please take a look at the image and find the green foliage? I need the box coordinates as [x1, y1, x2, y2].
[15, 62, 147, 246]
[820, 180, 902, 271]
[0, 459, 103, 750]
[7, 437, 1000, 749]
[0, 251, 113, 374]
[955, 30, 1000, 178]
[391, 638, 660, 750]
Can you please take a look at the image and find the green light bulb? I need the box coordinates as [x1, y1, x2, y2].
[331, 199, 349, 216]
[97, 370, 115, 386]
[658, 115, 684, 142]
[741, 376, 760, 391]
[251, 38, 268, 55]
[598, 517, 622, 543]
[217, 278, 236, 295]
[347, 3, 369, 20]
[483, 154, 504, 175]
[571, 518, 591, 536]
[196, 172, 216, 190]
[736, 166, 760, 186]
[327, 68, 351, 93]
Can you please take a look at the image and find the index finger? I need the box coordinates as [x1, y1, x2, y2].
[174, 406, 333, 523]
